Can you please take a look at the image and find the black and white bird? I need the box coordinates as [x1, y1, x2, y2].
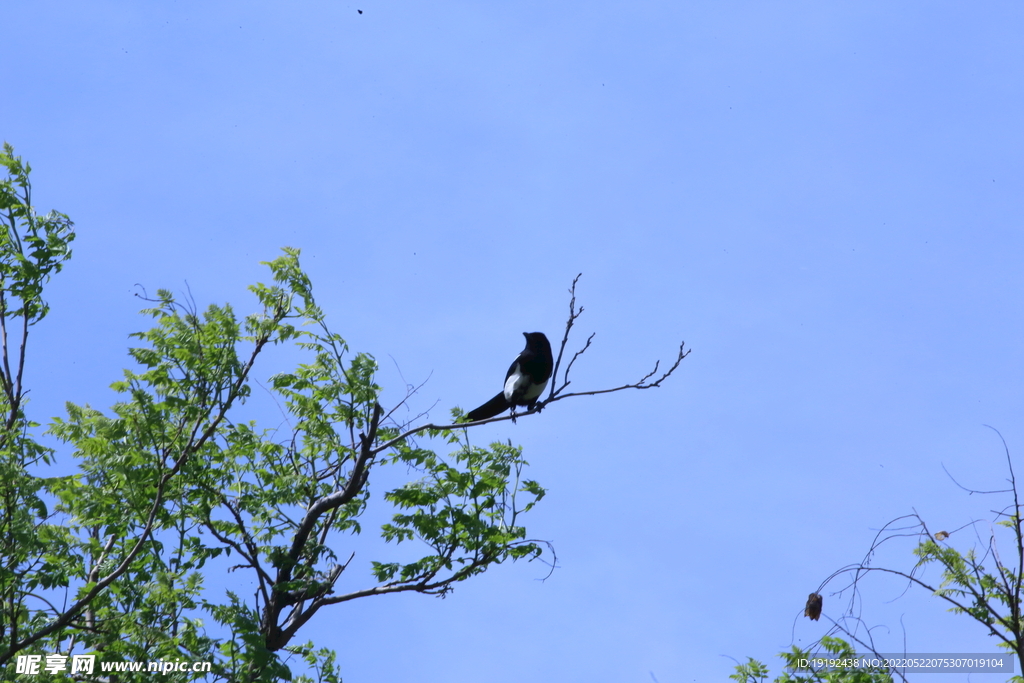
[466, 332, 553, 422]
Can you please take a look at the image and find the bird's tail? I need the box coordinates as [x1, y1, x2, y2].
[466, 392, 509, 421]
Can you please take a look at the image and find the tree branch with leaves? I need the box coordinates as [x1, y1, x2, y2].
[0, 146, 689, 682]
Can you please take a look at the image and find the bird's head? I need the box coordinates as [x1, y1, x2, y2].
[522, 332, 551, 350]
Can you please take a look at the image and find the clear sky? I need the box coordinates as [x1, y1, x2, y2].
[4, 2, 1023, 681]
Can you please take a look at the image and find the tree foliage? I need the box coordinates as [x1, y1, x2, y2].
[731, 636, 893, 683]
[0, 145, 688, 681]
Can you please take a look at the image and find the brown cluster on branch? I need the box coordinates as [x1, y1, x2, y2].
[804, 593, 822, 621]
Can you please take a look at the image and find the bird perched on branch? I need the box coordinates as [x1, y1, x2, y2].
[466, 332, 553, 422]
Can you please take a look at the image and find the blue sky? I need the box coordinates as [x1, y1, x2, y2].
[4, 2, 1024, 681]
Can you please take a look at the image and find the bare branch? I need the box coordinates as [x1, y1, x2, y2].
[547, 272, 585, 401]
[543, 340, 690, 407]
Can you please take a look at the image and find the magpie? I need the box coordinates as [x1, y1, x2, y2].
[466, 332, 553, 422]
